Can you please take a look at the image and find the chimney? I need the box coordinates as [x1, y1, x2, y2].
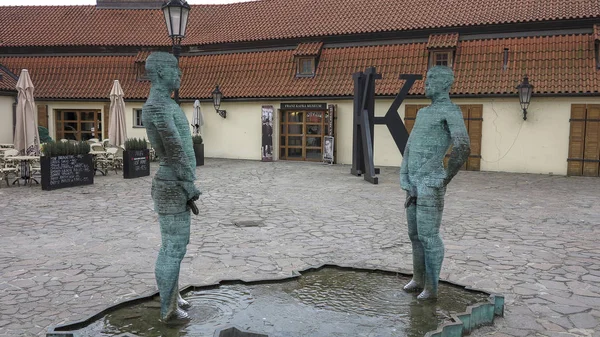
[96, 0, 164, 9]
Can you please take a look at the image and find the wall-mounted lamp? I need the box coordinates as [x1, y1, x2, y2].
[211, 85, 226, 119]
[516, 75, 533, 121]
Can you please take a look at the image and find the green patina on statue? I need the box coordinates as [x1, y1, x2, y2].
[142, 52, 201, 322]
[400, 66, 470, 300]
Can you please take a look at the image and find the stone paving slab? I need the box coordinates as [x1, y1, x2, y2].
[0, 159, 599, 337]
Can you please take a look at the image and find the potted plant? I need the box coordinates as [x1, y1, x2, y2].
[123, 138, 150, 179]
[40, 141, 93, 191]
[192, 134, 204, 166]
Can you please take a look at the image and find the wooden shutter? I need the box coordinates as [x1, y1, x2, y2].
[583, 105, 600, 177]
[568, 104, 587, 176]
[103, 103, 110, 140]
[404, 105, 419, 134]
[37, 104, 48, 128]
[467, 105, 483, 171]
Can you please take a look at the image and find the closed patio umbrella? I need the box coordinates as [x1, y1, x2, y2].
[192, 99, 204, 135]
[108, 80, 127, 147]
[14, 69, 40, 156]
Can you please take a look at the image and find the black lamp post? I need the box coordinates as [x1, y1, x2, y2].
[162, 0, 191, 104]
[212, 85, 227, 118]
[516, 75, 533, 121]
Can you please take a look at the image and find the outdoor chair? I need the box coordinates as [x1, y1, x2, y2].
[105, 147, 124, 174]
[29, 157, 41, 185]
[87, 138, 100, 144]
[0, 150, 20, 187]
[147, 141, 157, 161]
[102, 139, 110, 148]
[90, 143, 105, 152]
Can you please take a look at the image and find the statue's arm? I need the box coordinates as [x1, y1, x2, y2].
[444, 106, 471, 184]
[399, 143, 411, 191]
[154, 112, 200, 199]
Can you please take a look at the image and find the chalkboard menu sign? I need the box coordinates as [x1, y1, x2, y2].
[123, 149, 150, 179]
[41, 154, 94, 191]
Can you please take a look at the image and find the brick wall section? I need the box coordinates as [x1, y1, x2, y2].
[96, 0, 163, 9]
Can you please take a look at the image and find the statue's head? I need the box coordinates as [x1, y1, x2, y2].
[425, 66, 454, 99]
[145, 52, 181, 91]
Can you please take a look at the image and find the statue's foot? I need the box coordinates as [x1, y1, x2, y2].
[417, 289, 437, 300]
[403, 280, 423, 293]
[161, 307, 190, 324]
[178, 296, 191, 310]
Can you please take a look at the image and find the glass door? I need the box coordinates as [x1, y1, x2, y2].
[279, 110, 327, 161]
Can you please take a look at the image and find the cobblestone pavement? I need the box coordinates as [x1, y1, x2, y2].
[0, 159, 599, 337]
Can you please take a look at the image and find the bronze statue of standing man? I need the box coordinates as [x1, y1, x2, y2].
[143, 52, 201, 321]
[400, 66, 470, 300]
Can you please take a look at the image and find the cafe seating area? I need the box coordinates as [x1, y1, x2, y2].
[0, 139, 158, 188]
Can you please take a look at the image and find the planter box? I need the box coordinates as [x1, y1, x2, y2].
[193, 143, 204, 166]
[41, 154, 94, 191]
[123, 149, 150, 179]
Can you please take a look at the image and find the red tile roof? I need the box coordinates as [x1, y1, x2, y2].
[135, 50, 153, 63]
[0, 66, 17, 92]
[427, 33, 459, 49]
[0, 56, 150, 99]
[1, 0, 599, 47]
[293, 42, 324, 57]
[0, 34, 598, 99]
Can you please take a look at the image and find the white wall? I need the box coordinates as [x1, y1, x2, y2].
[0, 95, 14, 144]
[194, 100, 281, 160]
[327, 97, 597, 176]
[29, 96, 600, 176]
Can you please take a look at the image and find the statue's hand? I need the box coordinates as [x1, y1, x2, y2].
[180, 181, 201, 202]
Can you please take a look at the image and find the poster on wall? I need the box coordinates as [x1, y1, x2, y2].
[323, 136, 334, 164]
[261, 105, 274, 162]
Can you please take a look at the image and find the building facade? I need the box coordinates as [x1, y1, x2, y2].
[1, 0, 600, 176]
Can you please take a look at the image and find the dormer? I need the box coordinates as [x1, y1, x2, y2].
[594, 24, 600, 69]
[135, 50, 152, 81]
[293, 42, 323, 77]
[426, 33, 459, 69]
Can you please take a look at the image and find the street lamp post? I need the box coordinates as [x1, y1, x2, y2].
[161, 0, 191, 104]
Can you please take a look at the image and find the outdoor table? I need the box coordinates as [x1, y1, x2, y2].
[89, 150, 108, 176]
[5, 156, 40, 186]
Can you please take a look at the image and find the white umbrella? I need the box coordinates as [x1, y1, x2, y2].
[192, 99, 204, 135]
[14, 69, 40, 156]
[108, 80, 127, 147]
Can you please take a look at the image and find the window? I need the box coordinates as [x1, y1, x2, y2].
[429, 50, 453, 68]
[133, 109, 144, 127]
[297, 57, 315, 76]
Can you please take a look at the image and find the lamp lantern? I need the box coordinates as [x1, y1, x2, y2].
[212, 85, 226, 119]
[516, 75, 533, 121]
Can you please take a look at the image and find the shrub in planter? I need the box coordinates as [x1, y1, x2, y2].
[192, 134, 204, 166]
[123, 137, 150, 179]
[41, 141, 93, 191]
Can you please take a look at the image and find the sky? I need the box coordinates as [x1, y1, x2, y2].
[0, 0, 254, 5]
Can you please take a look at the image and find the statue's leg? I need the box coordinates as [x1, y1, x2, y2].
[404, 192, 424, 292]
[155, 211, 191, 321]
[415, 186, 445, 299]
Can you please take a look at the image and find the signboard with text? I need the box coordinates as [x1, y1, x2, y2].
[280, 103, 327, 110]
